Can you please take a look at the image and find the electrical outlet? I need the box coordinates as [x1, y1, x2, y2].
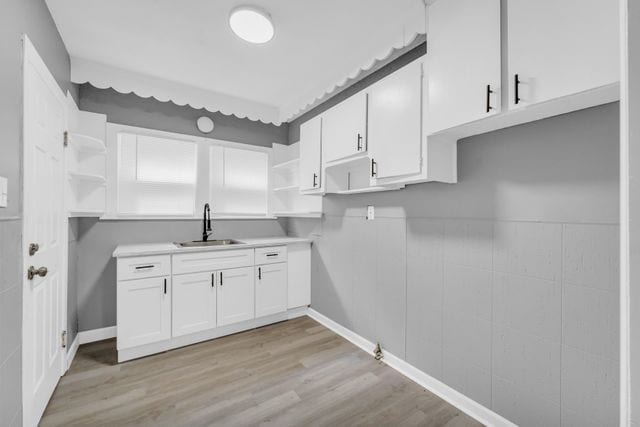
[0, 176, 7, 208]
[366, 205, 374, 220]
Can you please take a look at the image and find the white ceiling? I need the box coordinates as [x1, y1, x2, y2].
[46, 0, 426, 124]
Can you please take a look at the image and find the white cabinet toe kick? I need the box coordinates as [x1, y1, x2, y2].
[115, 241, 311, 362]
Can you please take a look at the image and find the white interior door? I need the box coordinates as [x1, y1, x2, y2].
[507, 0, 619, 108]
[216, 267, 255, 326]
[22, 36, 67, 427]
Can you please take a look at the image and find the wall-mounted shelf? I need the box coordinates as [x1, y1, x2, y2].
[68, 132, 106, 153]
[68, 172, 106, 184]
[271, 142, 322, 218]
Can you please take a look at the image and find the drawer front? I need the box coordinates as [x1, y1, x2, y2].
[173, 249, 255, 275]
[117, 255, 171, 281]
[255, 246, 288, 265]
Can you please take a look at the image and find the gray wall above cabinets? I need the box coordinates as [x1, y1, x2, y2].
[289, 102, 620, 427]
[0, 0, 77, 425]
[79, 84, 289, 147]
[287, 38, 426, 144]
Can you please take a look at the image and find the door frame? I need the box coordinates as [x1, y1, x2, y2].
[21, 34, 69, 427]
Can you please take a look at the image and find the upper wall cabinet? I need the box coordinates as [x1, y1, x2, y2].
[322, 92, 368, 164]
[427, 0, 501, 134]
[368, 59, 423, 181]
[507, 0, 619, 108]
[299, 116, 323, 192]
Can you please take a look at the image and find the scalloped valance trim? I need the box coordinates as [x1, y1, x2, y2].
[71, 57, 283, 125]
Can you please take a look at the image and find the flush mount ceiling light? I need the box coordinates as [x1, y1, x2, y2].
[229, 6, 274, 44]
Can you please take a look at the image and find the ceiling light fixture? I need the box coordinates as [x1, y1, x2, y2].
[229, 6, 274, 44]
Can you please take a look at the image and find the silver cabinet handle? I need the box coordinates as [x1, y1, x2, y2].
[28, 266, 48, 280]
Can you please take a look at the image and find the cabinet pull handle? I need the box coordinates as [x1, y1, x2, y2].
[220, 271, 223, 286]
[514, 74, 521, 105]
[164, 278, 167, 294]
[313, 173, 318, 187]
[357, 133, 363, 151]
[135, 265, 154, 270]
[371, 158, 377, 177]
[486, 84, 494, 113]
[211, 273, 215, 287]
[258, 267, 262, 280]
[266, 253, 278, 257]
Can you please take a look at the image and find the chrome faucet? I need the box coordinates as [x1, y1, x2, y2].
[202, 203, 212, 241]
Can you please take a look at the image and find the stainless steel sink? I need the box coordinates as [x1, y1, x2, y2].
[175, 239, 244, 248]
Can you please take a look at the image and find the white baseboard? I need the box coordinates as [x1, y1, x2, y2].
[287, 305, 309, 319]
[307, 309, 515, 427]
[66, 335, 80, 371]
[78, 326, 117, 345]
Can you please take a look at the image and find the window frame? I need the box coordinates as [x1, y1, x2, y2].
[104, 123, 274, 220]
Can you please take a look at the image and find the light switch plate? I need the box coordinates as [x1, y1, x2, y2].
[0, 176, 7, 208]
[366, 205, 374, 220]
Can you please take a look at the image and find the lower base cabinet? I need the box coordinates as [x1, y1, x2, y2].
[217, 266, 255, 326]
[255, 262, 288, 318]
[116, 243, 310, 360]
[117, 275, 171, 349]
[172, 272, 217, 337]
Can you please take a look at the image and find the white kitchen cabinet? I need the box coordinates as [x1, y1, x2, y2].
[117, 276, 171, 349]
[322, 92, 367, 164]
[255, 263, 288, 318]
[172, 272, 217, 337]
[299, 116, 323, 192]
[287, 243, 311, 309]
[368, 59, 423, 180]
[427, 0, 501, 133]
[216, 266, 255, 326]
[507, 0, 619, 109]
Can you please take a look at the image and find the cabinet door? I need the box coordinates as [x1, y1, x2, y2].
[117, 276, 171, 349]
[255, 263, 288, 318]
[287, 243, 311, 309]
[427, 0, 501, 133]
[172, 272, 217, 337]
[368, 60, 423, 180]
[507, 0, 619, 108]
[322, 92, 367, 163]
[216, 267, 255, 326]
[299, 116, 323, 191]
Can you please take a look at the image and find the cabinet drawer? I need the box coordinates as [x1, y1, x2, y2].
[173, 249, 254, 275]
[117, 255, 171, 281]
[255, 246, 287, 265]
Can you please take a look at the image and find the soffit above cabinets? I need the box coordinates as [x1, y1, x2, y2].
[45, 0, 426, 125]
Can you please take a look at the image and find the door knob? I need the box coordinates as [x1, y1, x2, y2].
[29, 243, 39, 256]
[27, 266, 48, 280]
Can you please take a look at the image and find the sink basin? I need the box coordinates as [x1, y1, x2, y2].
[175, 239, 244, 248]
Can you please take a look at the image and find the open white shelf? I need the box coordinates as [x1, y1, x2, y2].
[273, 158, 300, 171]
[68, 172, 106, 184]
[336, 186, 402, 195]
[68, 132, 106, 153]
[271, 142, 322, 218]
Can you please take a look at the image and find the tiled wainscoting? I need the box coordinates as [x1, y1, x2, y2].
[293, 214, 618, 426]
[0, 218, 22, 426]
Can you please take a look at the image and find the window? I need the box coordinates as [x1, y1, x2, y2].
[210, 146, 268, 215]
[117, 133, 197, 215]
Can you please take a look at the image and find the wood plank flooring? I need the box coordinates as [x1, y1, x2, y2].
[40, 316, 482, 427]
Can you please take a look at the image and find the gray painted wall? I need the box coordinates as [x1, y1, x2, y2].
[0, 1, 76, 425]
[79, 84, 288, 148]
[76, 218, 286, 331]
[75, 87, 290, 332]
[290, 103, 620, 426]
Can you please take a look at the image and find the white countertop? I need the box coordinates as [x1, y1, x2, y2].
[112, 236, 311, 258]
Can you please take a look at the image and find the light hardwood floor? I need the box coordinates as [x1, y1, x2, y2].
[41, 316, 482, 427]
